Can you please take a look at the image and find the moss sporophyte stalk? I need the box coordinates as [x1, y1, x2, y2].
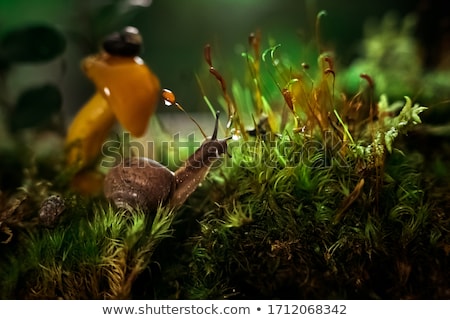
[0, 12, 448, 299]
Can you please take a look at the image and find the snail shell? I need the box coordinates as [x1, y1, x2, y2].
[39, 195, 65, 228]
[104, 157, 175, 212]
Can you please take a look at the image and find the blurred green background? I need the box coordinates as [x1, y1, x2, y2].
[0, 0, 447, 128]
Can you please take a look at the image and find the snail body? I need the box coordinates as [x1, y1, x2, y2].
[104, 112, 229, 212]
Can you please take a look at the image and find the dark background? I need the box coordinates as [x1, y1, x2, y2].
[0, 0, 447, 126]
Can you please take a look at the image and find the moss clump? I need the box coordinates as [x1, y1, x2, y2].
[182, 144, 447, 298]
[1, 201, 175, 299]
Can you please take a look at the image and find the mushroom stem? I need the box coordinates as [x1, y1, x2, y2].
[65, 91, 116, 169]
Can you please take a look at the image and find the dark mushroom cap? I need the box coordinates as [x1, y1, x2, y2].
[102, 26, 142, 57]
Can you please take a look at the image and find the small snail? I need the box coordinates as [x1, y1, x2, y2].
[39, 195, 66, 228]
[65, 26, 160, 194]
[104, 111, 230, 212]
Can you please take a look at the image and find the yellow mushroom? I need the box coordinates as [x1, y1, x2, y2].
[65, 27, 160, 193]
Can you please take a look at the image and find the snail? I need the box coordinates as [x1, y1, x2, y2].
[104, 111, 230, 212]
[39, 194, 66, 228]
[65, 26, 160, 193]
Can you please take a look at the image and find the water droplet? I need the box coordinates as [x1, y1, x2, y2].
[133, 56, 144, 65]
[162, 88, 176, 106]
[103, 87, 111, 97]
[226, 115, 234, 129]
[230, 128, 241, 141]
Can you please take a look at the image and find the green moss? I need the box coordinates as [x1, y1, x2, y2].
[180, 138, 446, 299]
[1, 202, 175, 299]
